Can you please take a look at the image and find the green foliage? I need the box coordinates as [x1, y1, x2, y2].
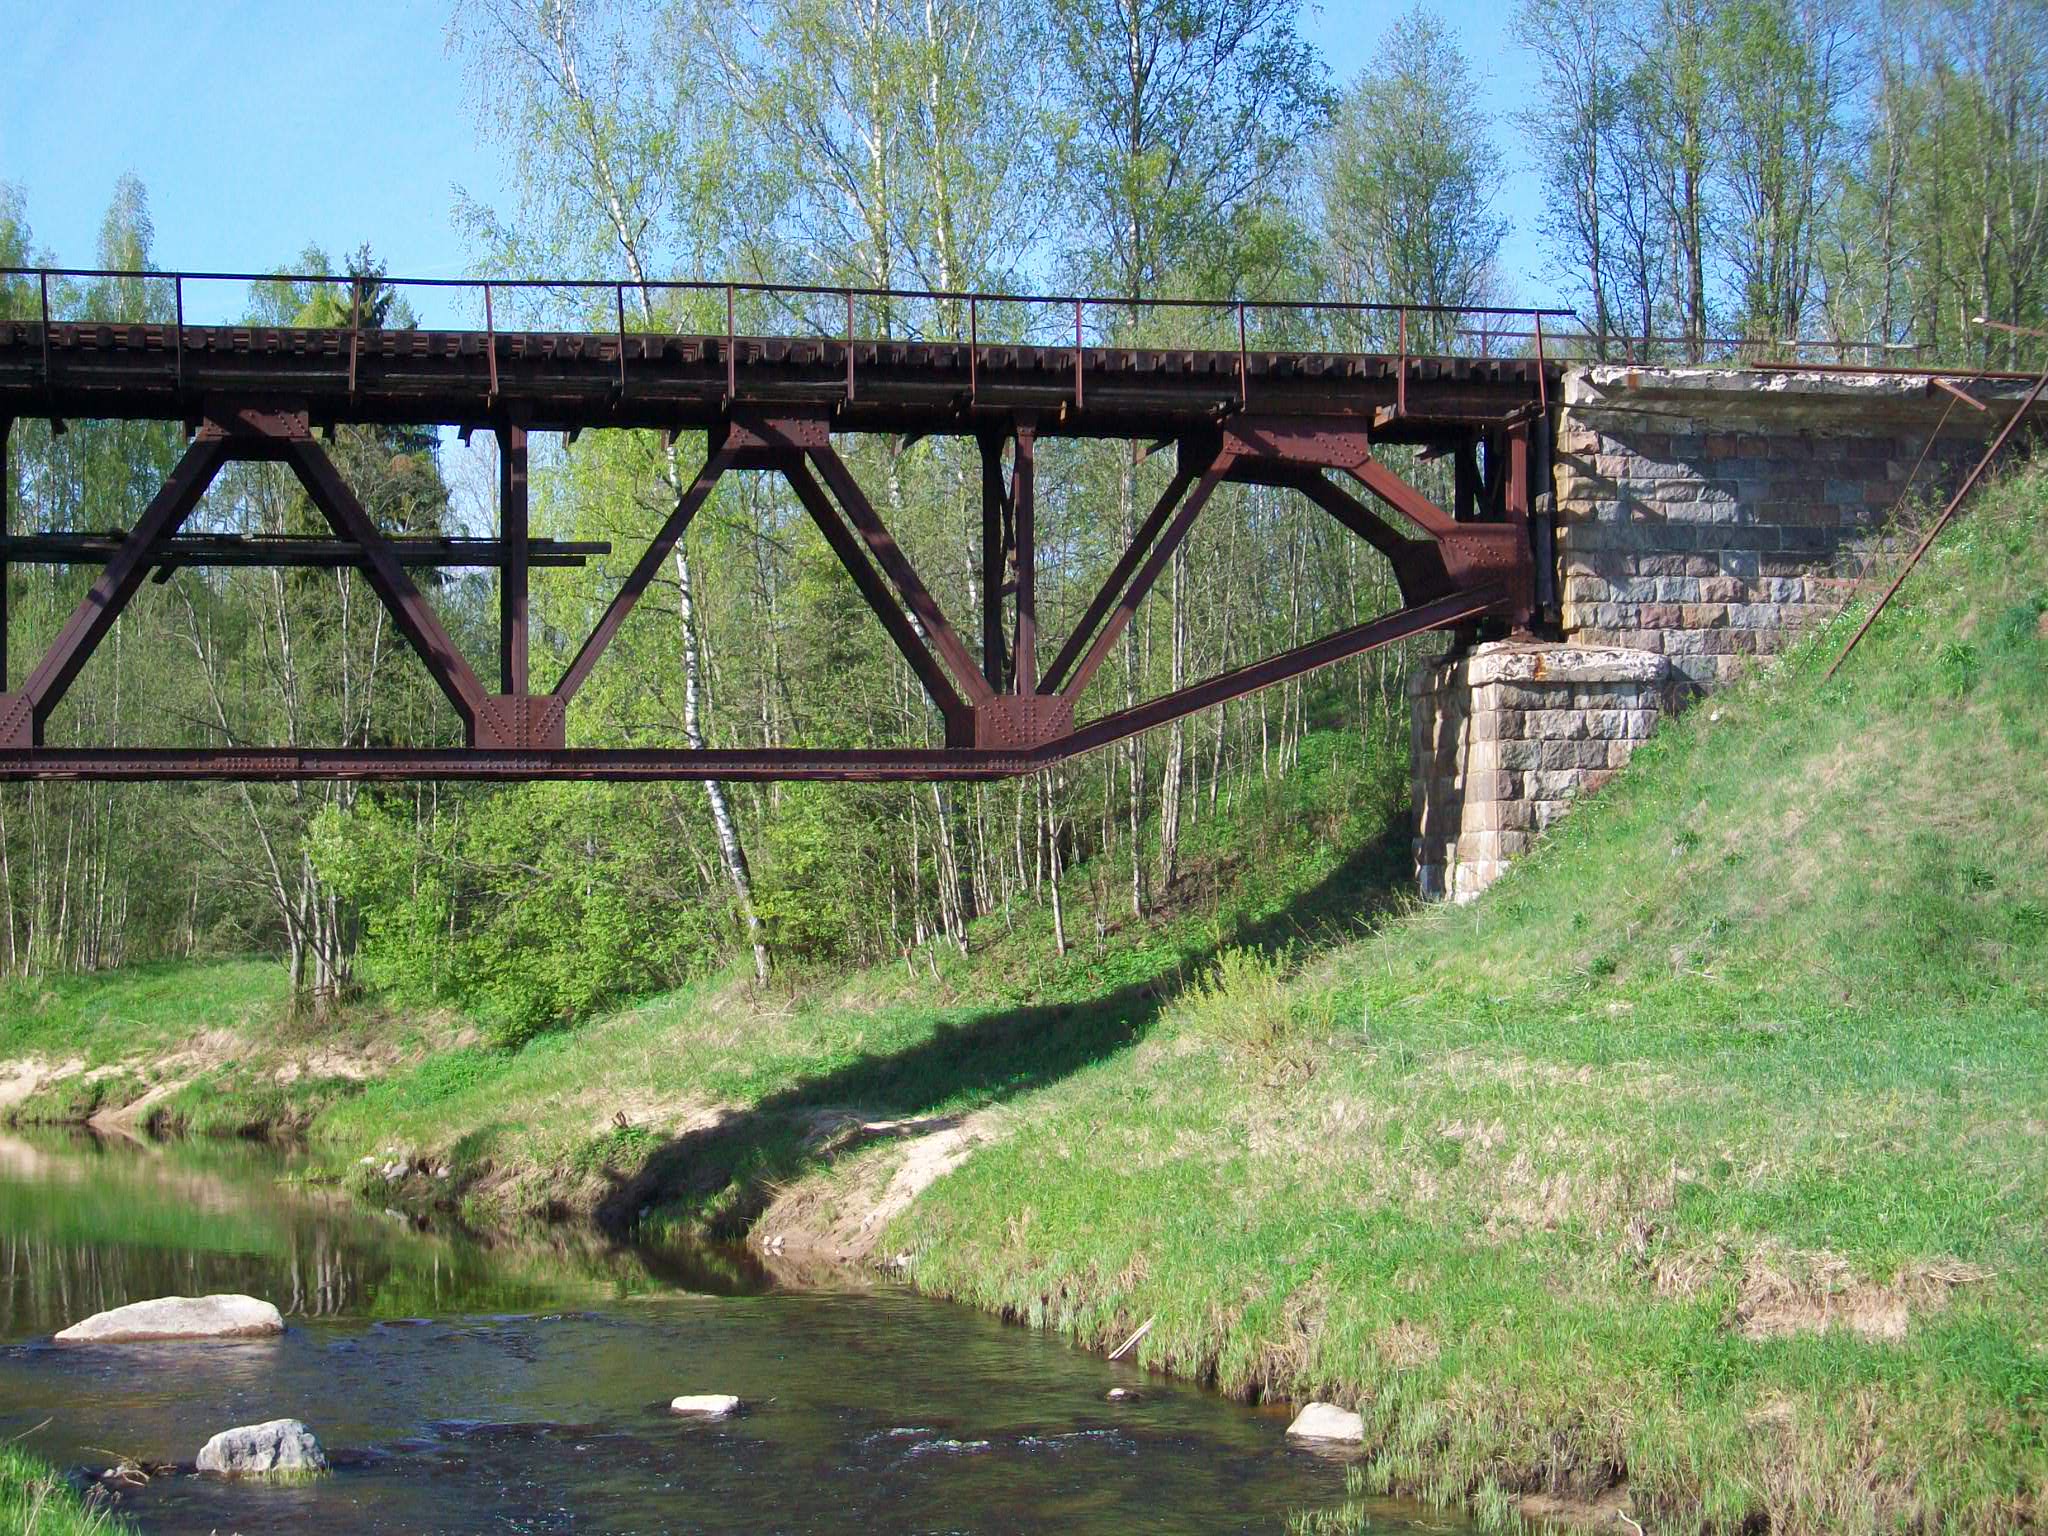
[317, 786, 725, 1045]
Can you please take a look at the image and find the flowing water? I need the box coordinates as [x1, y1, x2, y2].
[0, 1130, 1458, 1534]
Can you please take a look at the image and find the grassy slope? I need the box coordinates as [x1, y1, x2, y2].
[309, 727, 1413, 1229]
[891, 467, 2048, 1534]
[0, 960, 440, 1134]
[0, 960, 285, 1065]
[0, 1445, 133, 1536]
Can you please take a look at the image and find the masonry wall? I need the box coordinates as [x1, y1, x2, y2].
[1550, 366, 2003, 687]
[1410, 643, 1673, 902]
[1411, 365, 2026, 898]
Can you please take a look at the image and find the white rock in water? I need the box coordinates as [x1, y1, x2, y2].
[55, 1294, 284, 1343]
[670, 1394, 742, 1417]
[1285, 1402, 1365, 1443]
[196, 1418, 327, 1475]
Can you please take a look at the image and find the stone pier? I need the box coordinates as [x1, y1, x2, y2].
[1410, 642, 1672, 901]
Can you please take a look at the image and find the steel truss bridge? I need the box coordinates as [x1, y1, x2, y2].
[0, 268, 1566, 782]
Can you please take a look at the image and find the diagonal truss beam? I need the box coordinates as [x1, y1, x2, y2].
[805, 443, 995, 709]
[553, 444, 734, 704]
[285, 437, 490, 729]
[1055, 583, 1503, 758]
[781, 455, 971, 738]
[1038, 460, 1195, 697]
[1346, 458, 1458, 538]
[1227, 460, 1451, 606]
[1051, 458, 1229, 703]
[15, 434, 228, 740]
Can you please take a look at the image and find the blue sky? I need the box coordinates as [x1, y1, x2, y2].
[0, 0, 1554, 326]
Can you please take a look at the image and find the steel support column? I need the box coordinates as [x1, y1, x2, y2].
[979, 430, 1007, 690]
[1012, 418, 1037, 696]
[0, 416, 9, 694]
[498, 412, 530, 694]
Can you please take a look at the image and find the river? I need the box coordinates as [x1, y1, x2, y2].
[0, 1130, 1455, 1534]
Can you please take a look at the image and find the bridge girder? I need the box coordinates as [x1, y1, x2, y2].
[0, 314, 1541, 782]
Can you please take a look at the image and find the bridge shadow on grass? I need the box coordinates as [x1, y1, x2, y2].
[591, 801, 1415, 1240]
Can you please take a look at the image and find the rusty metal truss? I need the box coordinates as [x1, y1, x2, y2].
[0, 267, 1561, 782]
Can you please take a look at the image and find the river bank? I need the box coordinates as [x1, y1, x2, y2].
[1, 1128, 1371, 1534]
[7, 473, 2045, 1533]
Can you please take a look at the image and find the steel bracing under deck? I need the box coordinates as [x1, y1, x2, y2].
[0, 269, 1559, 781]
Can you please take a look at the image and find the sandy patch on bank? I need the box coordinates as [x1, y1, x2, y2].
[0, 1057, 84, 1111]
[750, 1106, 1006, 1264]
[1735, 1247, 1991, 1342]
[1519, 1485, 1637, 1531]
[87, 1076, 191, 1136]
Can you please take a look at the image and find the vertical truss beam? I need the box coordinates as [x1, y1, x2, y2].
[1012, 418, 1038, 696]
[553, 440, 732, 705]
[498, 413, 529, 694]
[979, 430, 1007, 690]
[0, 416, 9, 693]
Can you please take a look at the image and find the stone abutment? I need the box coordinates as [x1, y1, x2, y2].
[1410, 363, 2032, 900]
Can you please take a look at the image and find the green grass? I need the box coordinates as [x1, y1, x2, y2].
[0, 960, 287, 1066]
[0, 1445, 134, 1535]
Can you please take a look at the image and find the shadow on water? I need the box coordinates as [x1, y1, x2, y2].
[596, 799, 1415, 1236]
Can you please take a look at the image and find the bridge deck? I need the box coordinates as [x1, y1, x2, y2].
[0, 320, 1552, 440]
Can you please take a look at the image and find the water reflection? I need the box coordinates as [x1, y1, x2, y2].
[0, 1130, 1451, 1534]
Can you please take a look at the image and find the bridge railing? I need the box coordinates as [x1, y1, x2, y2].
[0, 264, 1581, 407]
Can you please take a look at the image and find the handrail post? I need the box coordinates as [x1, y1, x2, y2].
[482, 282, 498, 404]
[615, 282, 628, 396]
[1396, 306, 1407, 418]
[173, 275, 184, 398]
[1534, 312, 1547, 414]
[968, 295, 978, 405]
[348, 275, 362, 398]
[1236, 301, 1248, 410]
[37, 271, 51, 387]
[845, 287, 855, 404]
[726, 282, 737, 403]
[1073, 297, 1084, 412]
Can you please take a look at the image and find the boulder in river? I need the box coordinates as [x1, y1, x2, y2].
[1285, 1402, 1365, 1443]
[196, 1419, 328, 1476]
[55, 1294, 284, 1344]
[669, 1394, 742, 1417]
